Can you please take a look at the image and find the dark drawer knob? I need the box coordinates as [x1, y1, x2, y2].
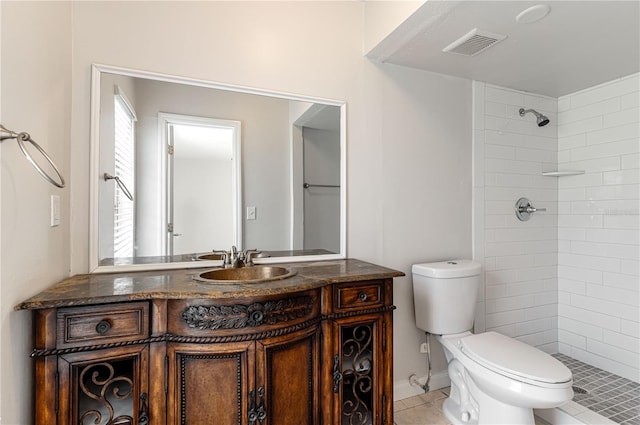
[95, 320, 112, 335]
[358, 291, 368, 302]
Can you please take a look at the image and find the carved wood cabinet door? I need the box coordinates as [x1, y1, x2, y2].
[166, 325, 320, 425]
[166, 340, 255, 425]
[255, 325, 320, 425]
[327, 313, 393, 425]
[57, 345, 150, 425]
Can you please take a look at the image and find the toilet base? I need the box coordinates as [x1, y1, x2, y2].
[442, 397, 478, 425]
[470, 377, 536, 424]
[443, 378, 536, 425]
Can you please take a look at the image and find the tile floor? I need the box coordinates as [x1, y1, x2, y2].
[393, 388, 451, 425]
[394, 353, 640, 425]
[553, 353, 640, 425]
[393, 388, 549, 425]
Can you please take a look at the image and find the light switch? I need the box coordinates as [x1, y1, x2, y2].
[247, 206, 256, 220]
[50, 195, 60, 227]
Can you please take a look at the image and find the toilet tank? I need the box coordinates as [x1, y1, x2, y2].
[412, 260, 481, 335]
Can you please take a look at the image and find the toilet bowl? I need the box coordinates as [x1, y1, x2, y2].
[412, 260, 573, 425]
[438, 331, 573, 424]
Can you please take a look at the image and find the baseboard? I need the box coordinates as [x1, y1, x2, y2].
[394, 370, 450, 401]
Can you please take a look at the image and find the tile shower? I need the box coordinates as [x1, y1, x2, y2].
[472, 74, 639, 422]
[554, 353, 639, 424]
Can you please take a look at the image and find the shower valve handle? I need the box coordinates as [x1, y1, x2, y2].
[515, 197, 545, 221]
[519, 205, 546, 214]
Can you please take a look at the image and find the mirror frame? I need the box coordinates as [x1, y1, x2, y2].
[89, 63, 347, 273]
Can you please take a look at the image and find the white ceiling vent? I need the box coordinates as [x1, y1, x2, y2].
[442, 28, 507, 56]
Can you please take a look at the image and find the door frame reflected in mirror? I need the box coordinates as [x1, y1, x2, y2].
[160, 112, 242, 256]
[89, 63, 347, 273]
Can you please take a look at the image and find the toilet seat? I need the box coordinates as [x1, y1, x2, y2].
[459, 332, 572, 387]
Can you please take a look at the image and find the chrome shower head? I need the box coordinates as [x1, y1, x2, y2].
[519, 108, 550, 127]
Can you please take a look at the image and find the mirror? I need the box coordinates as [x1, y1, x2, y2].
[90, 64, 346, 272]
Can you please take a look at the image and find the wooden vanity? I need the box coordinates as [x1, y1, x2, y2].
[16, 259, 403, 425]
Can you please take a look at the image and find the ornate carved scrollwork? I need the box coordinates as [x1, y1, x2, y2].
[182, 296, 314, 330]
[248, 386, 267, 425]
[332, 354, 343, 393]
[138, 393, 149, 425]
[341, 324, 374, 425]
[78, 362, 134, 425]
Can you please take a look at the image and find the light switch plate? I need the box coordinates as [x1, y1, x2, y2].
[50, 195, 60, 227]
[247, 206, 256, 220]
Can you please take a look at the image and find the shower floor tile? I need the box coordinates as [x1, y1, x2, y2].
[553, 353, 640, 425]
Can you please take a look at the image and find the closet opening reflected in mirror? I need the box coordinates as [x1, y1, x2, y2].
[90, 64, 346, 272]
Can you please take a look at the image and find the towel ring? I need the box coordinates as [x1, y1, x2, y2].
[0, 124, 65, 188]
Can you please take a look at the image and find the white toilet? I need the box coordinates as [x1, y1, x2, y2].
[412, 260, 573, 425]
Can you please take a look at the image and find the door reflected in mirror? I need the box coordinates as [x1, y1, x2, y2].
[90, 64, 345, 272]
[161, 113, 241, 257]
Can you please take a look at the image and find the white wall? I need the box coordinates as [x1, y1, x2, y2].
[0, 2, 474, 420]
[472, 82, 559, 353]
[70, 1, 368, 272]
[363, 0, 424, 54]
[374, 64, 472, 399]
[0, 2, 71, 424]
[69, 0, 473, 401]
[557, 73, 640, 382]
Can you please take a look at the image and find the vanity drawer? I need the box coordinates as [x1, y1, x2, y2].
[334, 281, 384, 312]
[57, 302, 149, 349]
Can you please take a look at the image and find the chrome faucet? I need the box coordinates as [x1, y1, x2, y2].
[243, 249, 261, 266]
[229, 245, 239, 267]
[212, 247, 262, 268]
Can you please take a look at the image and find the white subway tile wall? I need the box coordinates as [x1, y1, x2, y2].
[474, 75, 640, 382]
[558, 73, 640, 383]
[473, 81, 559, 352]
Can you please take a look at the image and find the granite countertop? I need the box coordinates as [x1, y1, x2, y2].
[15, 259, 404, 310]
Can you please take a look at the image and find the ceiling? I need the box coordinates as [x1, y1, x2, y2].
[367, 1, 640, 97]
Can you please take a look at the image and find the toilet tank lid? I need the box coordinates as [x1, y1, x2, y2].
[412, 260, 481, 278]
